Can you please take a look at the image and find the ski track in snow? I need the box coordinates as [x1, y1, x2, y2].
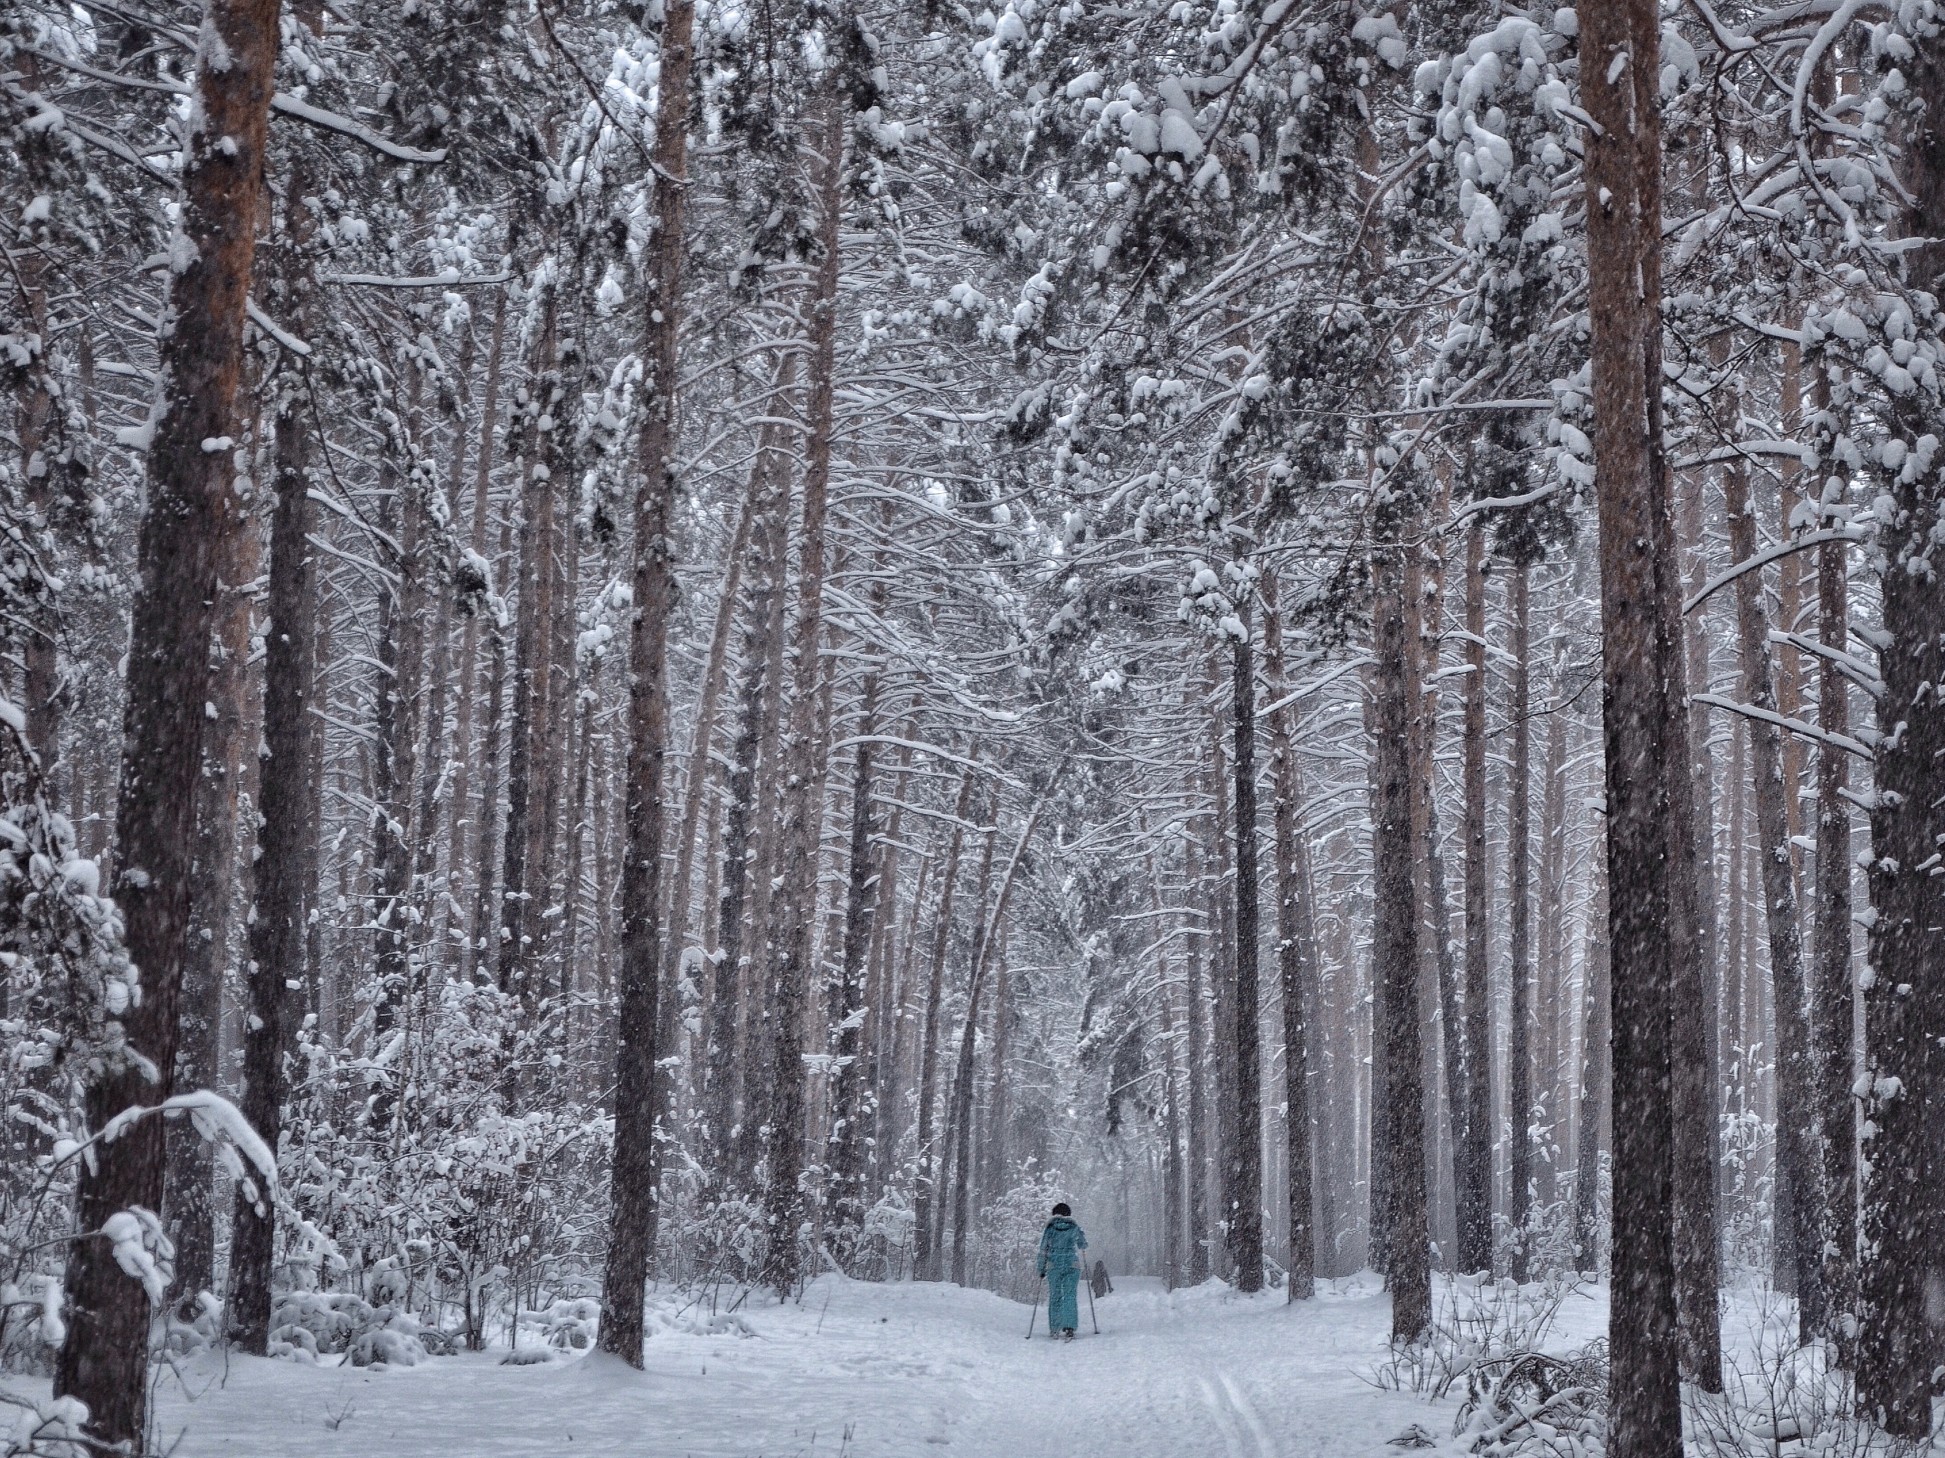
[6, 1273, 1520, 1457]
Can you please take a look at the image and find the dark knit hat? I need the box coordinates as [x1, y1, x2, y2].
[1052, 1202, 1071, 1217]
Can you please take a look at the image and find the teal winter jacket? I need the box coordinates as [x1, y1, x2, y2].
[1036, 1217, 1087, 1277]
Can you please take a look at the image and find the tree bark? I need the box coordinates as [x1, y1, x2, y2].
[165, 455, 261, 1301]
[1508, 564, 1534, 1280]
[600, 0, 695, 1367]
[1812, 495, 1857, 1359]
[229, 202, 321, 1351]
[1228, 611, 1264, 1293]
[1855, 36, 1945, 1435]
[1457, 526, 1493, 1276]
[1572, 854, 1610, 1274]
[760, 78, 846, 1298]
[1372, 515, 1430, 1342]
[1723, 456, 1825, 1339]
[1583, 4, 1691, 1447]
[912, 768, 975, 1281]
[54, 0, 281, 1442]
[1261, 574, 1316, 1300]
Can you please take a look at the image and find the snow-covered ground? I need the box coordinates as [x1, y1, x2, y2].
[12, 1272, 1612, 1457]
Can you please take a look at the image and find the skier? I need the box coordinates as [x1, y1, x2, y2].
[1090, 1259, 1113, 1300]
[1035, 1202, 1088, 1341]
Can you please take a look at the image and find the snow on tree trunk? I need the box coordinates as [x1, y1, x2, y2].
[600, 0, 696, 1368]
[1582, 1, 1691, 1448]
[54, 0, 283, 1443]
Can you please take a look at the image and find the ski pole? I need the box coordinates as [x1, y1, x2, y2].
[1084, 1263, 1099, 1334]
[1026, 1274, 1041, 1340]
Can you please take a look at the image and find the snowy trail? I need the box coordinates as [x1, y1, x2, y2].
[24, 1274, 1457, 1457]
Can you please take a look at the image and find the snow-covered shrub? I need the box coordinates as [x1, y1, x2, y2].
[1370, 1271, 1587, 1400]
[961, 1169, 1068, 1301]
[277, 981, 612, 1351]
[1453, 1342, 1608, 1457]
[517, 1297, 599, 1352]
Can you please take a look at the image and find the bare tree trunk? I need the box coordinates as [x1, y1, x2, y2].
[1372, 512, 1430, 1342]
[448, 298, 507, 972]
[1533, 630, 1571, 1213]
[229, 194, 321, 1351]
[1507, 564, 1534, 1279]
[705, 448, 790, 1165]
[1262, 581, 1317, 1300]
[1855, 40, 1945, 1435]
[1572, 855, 1610, 1273]
[760, 78, 847, 1298]
[1723, 456, 1825, 1339]
[826, 659, 885, 1220]
[1228, 610, 1264, 1292]
[165, 463, 261, 1301]
[912, 768, 975, 1281]
[1186, 909, 1213, 1284]
[468, 517, 513, 988]
[1458, 525, 1493, 1277]
[54, 0, 281, 1441]
[497, 283, 562, 1001]
[1583, 4, 1692, 1446]
[600, 0, 695, 1367]
[1813, 494, 1857, 1359]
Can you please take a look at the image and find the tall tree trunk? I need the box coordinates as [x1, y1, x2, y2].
[1261, 574, 1316, 1300]
[760, 78, 846, 1298]
[1372, 513, 1430, 1342]
[704, 446, 790, 1165]
[912, 768, 975, 1281]
[1185, 907, 1213, 1284]
[467, 517, 513, 987]
[229, 201, 321, 1351]
[1457, 525, 1493, 1276]
[826, 662, 885, 1220]
[1583, 4, 1692, 1448]
[54, 0, 280, 1441]
[600, 0, 696, 1368]
[1228, 611, 1264, 1293]
[1533, 630, 1571, 1213]
[165, 463, 261, 1301]
[1507, 564, 1534, 1279]
[1572, 854, 1610, 1273]
[1855, 38, 1945, 1436]
[1723, 456, 1825, 1340]
[1813, 496, 1857, 1360]
[496, 282, 562, 1002]
[448, 297, 507, 974]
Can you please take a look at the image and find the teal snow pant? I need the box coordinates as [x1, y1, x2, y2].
[1046, 1267, 1080, 1332]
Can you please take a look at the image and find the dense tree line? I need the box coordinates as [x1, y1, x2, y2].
[4, 2, 1945, 1455]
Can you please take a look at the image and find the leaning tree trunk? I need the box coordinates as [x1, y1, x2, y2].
[599, 0, 696, 1369]
[1723, 455, 1826, 1340]
[1856, 36, 1945, 1436]
[54, 0, 281, 1443]
[1371, 507, 1430, 1343]
[1583, 4, 1691, 1450]
[947, 784, 1059, 1285]
[1227, 607, 1265, 1293]
[229, 186, 321, 1350]
[1457, 524, 1493, 1277]
[760, 77, 846, 1299]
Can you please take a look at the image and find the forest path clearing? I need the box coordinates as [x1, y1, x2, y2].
[105, 1271, 1467, 1457]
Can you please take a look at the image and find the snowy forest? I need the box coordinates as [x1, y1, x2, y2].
[4, 0, 1945, 1454]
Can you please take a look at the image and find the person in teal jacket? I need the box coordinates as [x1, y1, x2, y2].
[1035, 1203, 1088, 1340]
